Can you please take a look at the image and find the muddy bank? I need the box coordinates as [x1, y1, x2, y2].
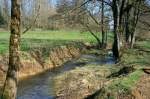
[0, 44, 82, 87]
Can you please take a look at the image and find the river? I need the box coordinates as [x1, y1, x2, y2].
[17, 54, 116, 99]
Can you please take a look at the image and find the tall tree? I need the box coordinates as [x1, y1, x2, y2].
[112, 0, 142, 58]
[112, 0, 120, 58]
[125, 0, 142, 48]
[1, 0, 21, 99]
[101, 0, 107, 48]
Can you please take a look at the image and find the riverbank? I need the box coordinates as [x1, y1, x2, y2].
[53, 40, 150, 99]
[17, 48, 116, 99]
[0, 43, 83, 89]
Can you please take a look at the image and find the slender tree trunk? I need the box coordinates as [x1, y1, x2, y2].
[118, 0, 125, 48]
[130, 0, 141, 48]
[124, 0, 141, 48]
[130, 32, 135, 48]
[101, 0, 106, 48]
[125, 11, 130, 43]
[1, 0, 21, 99]
[105, 31, 108, 47]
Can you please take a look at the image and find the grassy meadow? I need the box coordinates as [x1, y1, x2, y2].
[0, 30, 95, 54]
[0, 30, 114, 54]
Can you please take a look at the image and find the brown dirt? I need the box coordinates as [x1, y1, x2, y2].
[133, 73, 150, 99]
[0, 45, 81, 87]
[118, 73, 150, 99]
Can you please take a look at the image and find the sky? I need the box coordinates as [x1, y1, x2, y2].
[51, 0, 57, 5]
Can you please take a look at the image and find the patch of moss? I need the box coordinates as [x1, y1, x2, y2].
[108, 70, 144, 94]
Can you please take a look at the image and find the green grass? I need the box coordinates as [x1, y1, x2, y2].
[121, 48, 150, 67]
[0, 30, 114, 54]
[0, 44, 9, 54]
[136, 40, 150, 50]
[105, 45, 150, 96]
[22, 30, 95, 40]
[0, 30, 94, 54]
[108, 70, 144, 94]
[0, 30, 98, 41]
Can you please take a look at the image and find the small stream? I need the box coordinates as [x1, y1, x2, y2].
[17, 54, 116, 99]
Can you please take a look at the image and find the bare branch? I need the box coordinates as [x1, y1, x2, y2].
[80, 21, 101, 45]
[70, 0, 91, 14]
[22, 5, 40, 34]
[87, 11, 100, 25]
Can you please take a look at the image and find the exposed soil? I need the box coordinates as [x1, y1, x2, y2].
[133, 73, 150, 99]
[117, 73, 150, 99]
[0, 45, 81, 88]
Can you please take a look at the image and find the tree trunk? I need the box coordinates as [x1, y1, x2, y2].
[125, 10, 130, 44]
[101, 0, 106, 48]
[112, 0, 120, 58]
[124, 0, 141, 48]
[112, 0, 127, 58]
[1, 0, 21, 99]
[130, 0, 141, 48]
[130, 32, 135, 48]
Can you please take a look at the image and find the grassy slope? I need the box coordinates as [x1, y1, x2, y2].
[102, 40, 150, 98]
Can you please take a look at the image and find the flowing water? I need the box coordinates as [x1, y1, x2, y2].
[17, 54, 116, 99]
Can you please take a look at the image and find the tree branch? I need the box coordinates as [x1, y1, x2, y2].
[22, 5, 40, 34]
[80, 21, 101, 45]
